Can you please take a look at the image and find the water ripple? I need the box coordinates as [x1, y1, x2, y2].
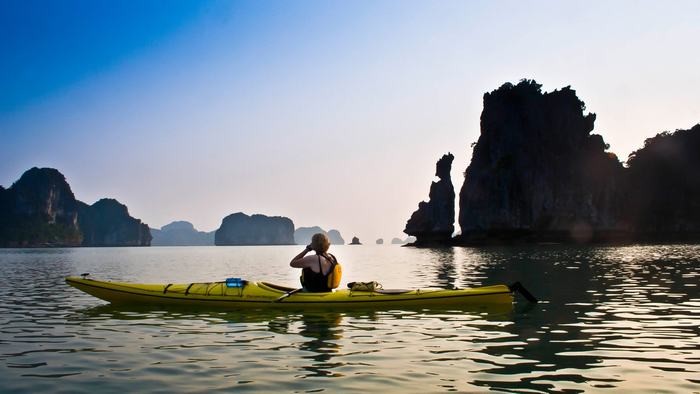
[0, 245, 699, 392]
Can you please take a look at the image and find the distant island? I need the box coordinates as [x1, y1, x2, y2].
[391, 237, 415, 245]
[152, 221, 348, 247]
[294, 226, 345, 245]
[405, 79, 700, 245]
[350, 236, 361, 245]
[0, 169, 348, 248]
[215, 212, 295, 245]
[151, 221, 214, 246]
[0, 167, 151, 247]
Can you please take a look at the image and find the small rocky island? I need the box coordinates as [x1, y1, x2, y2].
[294, 226, 345, 245]
[350, 236, 361, 245]
[0, 167, 151, 247]
[215, 212, 295, 245]
[404, 153, 455, 245]
[327, 229, 345, 245]
[151, 221, 215, 246]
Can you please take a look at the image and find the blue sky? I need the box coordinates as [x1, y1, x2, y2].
[0, 0, 213, 112]
[1, 0, 699, 240]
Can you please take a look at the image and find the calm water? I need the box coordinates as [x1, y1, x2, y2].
[0, 244, 698, 393]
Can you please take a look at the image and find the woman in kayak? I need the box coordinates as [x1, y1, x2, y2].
[290, 233, 342, 292]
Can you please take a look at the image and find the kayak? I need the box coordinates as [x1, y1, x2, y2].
[65, 276, 524, 310]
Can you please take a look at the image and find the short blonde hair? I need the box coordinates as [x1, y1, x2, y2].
[310, 233, 330, 253]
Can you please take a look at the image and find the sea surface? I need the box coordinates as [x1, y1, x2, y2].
[0, 244, 698, 393]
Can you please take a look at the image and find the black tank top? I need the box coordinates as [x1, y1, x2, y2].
[301, 254, 336, 292]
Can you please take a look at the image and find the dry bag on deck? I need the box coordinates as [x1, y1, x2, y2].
[347, 281, 382, 292]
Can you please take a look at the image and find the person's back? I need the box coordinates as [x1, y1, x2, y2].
[300, 253, 338, 292]
[290, 233, 342, 292]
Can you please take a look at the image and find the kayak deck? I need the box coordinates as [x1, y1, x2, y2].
[65, 276, 514, 309]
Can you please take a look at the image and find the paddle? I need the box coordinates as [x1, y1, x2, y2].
[508, 282, 538, 303]
[274, 288, 303, 302]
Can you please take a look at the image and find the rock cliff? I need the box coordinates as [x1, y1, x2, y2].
[0, 167, 151, 247]
[78, 199, 151, 246]
[327, 229, 345, 245]
[294, 226, 323, 245]
[457, 80, 625, 243]
[151, 221, 214, 246]
[404, 153, 456, 244]
[624, 124, 700, 240]
[215, 212, 295, 245]
[0, 167, 82, 247]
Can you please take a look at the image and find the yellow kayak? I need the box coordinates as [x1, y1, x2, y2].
[65, 276, 522, 309]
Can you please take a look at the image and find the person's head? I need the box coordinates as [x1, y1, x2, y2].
[310, 233, 330, 253]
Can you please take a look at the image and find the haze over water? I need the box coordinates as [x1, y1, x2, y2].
[1, 245, 698, 392]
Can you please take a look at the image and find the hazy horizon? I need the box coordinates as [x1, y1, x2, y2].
[2, 0, 699, 241]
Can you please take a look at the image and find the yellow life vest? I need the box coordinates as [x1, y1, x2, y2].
[327, 259, 342, 289]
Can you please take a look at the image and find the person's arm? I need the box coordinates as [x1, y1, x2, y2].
[290, 245, 313, 267]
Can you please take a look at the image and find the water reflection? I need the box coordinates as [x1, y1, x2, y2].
[1, 245, 699, 392]
[468, 245, 699, 392]
[410, 247, 460, 289]
[431, 247, 458, 289]
[402, 244, 700, 392]
[297, 313, 344, 378]
[71, 305, 348, 379]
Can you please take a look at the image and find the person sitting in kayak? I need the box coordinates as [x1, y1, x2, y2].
[290, 233, 342, 292]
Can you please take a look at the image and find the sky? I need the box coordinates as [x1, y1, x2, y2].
[1, 0, 699, 241]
